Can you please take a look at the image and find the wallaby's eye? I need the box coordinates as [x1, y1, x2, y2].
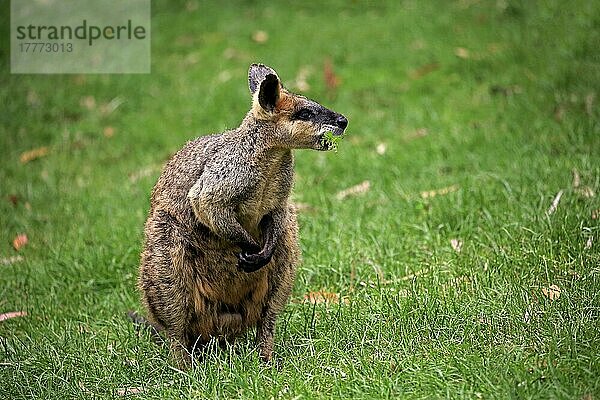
[294, 108, 315, 121]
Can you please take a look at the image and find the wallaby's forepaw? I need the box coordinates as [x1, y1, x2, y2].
[237, 251, 272, 272]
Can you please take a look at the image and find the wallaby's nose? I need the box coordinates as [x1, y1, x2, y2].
[335, 115, 348, 130]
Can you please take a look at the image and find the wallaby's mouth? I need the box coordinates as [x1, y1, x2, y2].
[322, 125, 345, 137]
[316, 125, 346, 151]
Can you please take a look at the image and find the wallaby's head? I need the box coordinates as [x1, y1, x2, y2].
[248, 63, 348, 151]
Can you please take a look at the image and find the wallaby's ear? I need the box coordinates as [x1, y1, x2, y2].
[248, 63, 279, 94]
[258, 74, 280, 112]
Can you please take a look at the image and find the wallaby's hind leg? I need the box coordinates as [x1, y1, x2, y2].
[139, 211, 198, 368]
[256, 207, 299, 362]
[170, 335, 193, 368]
[256, 258, 296, 362]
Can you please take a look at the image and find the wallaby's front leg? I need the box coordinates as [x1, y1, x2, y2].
[238, 213, 275, 272]
[198, 206, 259, 252]
[238, 207, 286, 272]
[188, 184, 260, 252]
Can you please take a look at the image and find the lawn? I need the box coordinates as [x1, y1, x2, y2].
[1, 0, 599, 398]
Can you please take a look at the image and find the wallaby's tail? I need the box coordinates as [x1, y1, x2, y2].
[127, 310, 167, 345]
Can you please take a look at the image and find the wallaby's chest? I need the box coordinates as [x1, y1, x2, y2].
[237, 153, 293, 231]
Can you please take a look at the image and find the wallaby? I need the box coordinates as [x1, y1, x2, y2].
[135, 63, 348, 366]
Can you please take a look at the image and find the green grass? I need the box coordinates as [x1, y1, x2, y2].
[1, 0, 599, 398]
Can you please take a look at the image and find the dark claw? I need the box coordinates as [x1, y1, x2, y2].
[237, 251, 272, 273]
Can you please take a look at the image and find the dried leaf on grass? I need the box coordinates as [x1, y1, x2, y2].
[103, 126, 115, 138]
[409, 62, 439, 79]
[115, 380, 175, 396]
[542, 284, 561, 301]
[116, 387, 145, 396]
[336, 180, 370, 200]
[420, 184, 458, 199]
[571, 164, 592, 198]
[376, 143, 387, 155]
[8, 194, 19, 206]
[592, 209, 600, 220]
[450, 238, 463, 253]
[0, 311, 27, 322]
[323, 58, 340, 93]
[572, 169, 581, 188]
[80, 95, 96, 110]
[303, 291, 345, 305]
[0, 256, 24, 265]
[12, 234, 28, 251]
[546, 190, 563, 215]
[575, 186, 595, 198]
[251, 30, 268, 43]
[20, 147, 49, 164]
[455, 47, 470, 59]
[406, 128, 429, 140]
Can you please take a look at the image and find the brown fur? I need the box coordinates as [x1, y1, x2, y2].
[137, 64, 347, 367]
